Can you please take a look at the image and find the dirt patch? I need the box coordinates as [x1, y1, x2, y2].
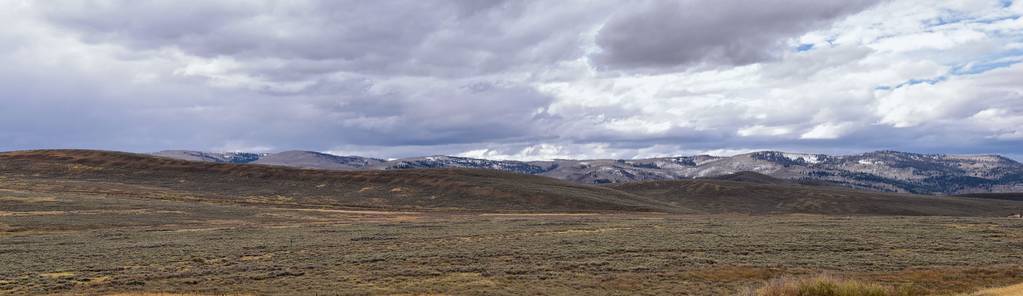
[82, 275, 111, 285]
[105, 290, 251, 292]
[479, 213, 599, 217]
[544, 227, 631, 235]
[0, 210, 67, 217]
[0, 195, 58, 203]
[277, 208, 419, 215]
[240, 254, 273, 261]
[0, 209, 185, 217]
[39, 272, 75, 278]
[170, 227, 232, 233]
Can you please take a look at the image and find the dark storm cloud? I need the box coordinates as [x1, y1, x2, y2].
[3, 0, 1021, 161]
[313, 80, 558, 146]
[37, 0, 599, 77]
[2, 0, 590, 152]
[592, 0, 881, 69]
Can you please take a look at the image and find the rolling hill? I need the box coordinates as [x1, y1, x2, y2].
[610, 172, 1023, 216]
[3, 150, 1023, 216]
[0, 150, 680, 213]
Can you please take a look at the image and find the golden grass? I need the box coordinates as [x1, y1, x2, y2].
[279, 207, 418, 215]
[85, 276, 111, 285]
[39, 272, 75, 278]
[400, 272, 497, 289]
[742, 274, 922, 296]
[478, 213, 599, 216]
[869, 266, 1023, 293]
[970, 282, 1023, 296]
[0, 209, 185, 217]
[0, 195, 58, 203]
[105, 290, 251, 292]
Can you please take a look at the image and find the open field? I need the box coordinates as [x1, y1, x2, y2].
[4, 150, 1023, 295]
[4, 190, 1023, 295]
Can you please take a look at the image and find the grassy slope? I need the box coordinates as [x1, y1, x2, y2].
[610, 175, 1023, 216]
[0, 150, 684, 213]
[956, 193, 1023, 202]
[3, 150, 1022, 216]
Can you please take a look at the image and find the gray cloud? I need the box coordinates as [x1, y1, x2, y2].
[37, 1, 601, 78]
[317, 80, 559, 146]
[1, 0, 1021, 161]
[593, 0, 880, 69]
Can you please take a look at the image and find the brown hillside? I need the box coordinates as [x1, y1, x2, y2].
[610, 178, 1023, 216]
[0, 150, 684, 213]
[956, 193, 1023, 202]
[703, 171, 791, 185]
[3, 150, 1022, 216]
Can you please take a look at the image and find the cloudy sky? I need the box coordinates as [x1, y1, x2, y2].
[2, 0, 1022, 160]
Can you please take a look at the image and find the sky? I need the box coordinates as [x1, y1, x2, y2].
[1, 0, 1022, 161]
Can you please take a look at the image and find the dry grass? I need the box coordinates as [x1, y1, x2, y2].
[868, 266, 1023, 293]
[742, 274, 922, 296]
[970, 282, 1023, 296]
[102, 290, 250, 292]
[688, 266, 785, 282]
[4, 150, 1023, 295]
[5, 194, 1023, 295]
[38, 272, 76, 278]
[0, 149, 678, 213]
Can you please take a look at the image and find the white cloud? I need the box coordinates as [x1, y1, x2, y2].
[970, 108, 1023, 140]
[0, 0, 1021, 159]
[801, 122, 857, 139]
[737, 125, 793, 137]
[878, 63, 1023, 128]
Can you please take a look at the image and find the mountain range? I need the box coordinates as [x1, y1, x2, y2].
[152, 150, 1023, 195]
[7, 149, 1023, 216]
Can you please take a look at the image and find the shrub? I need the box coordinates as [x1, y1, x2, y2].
[741, 274, 922, 296]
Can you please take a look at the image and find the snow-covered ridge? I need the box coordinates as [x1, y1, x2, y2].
[782, 153, 822, 164]
[153, 150, 1023, 195]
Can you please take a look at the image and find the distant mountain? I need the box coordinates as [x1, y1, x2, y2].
[9, 149, 1023, 216]
[382, 155, 552, 174]
[154, 150, 385, 170]
[152, 150, 266, 164]
[152, 150, 1023, 195]
[703, 171, 793, 185]
[5, 150, 681, 213]
[251, 150, 385, 170]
